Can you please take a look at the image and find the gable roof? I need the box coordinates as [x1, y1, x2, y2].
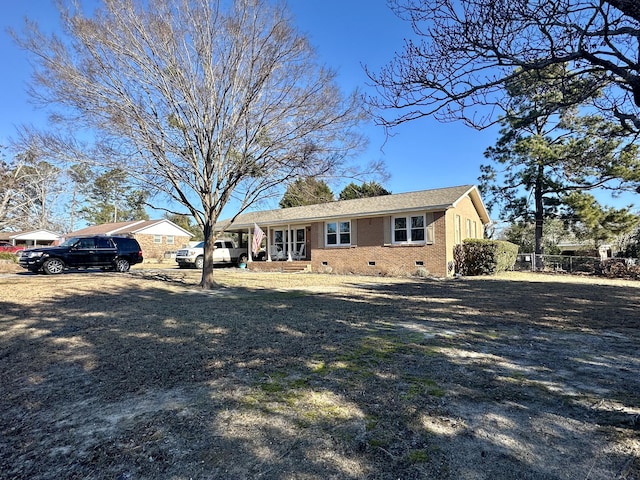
[221, 185, 490, 229]
[69, 219, 193, 237]
[0, 229, 62, 241]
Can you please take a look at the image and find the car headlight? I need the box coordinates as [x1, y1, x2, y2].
[26, 251, 44, 258]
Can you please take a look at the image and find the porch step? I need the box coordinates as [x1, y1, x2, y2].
[281, 262, 311, 273]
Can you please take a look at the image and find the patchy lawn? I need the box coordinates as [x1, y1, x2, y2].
[1, 269, 639, 479]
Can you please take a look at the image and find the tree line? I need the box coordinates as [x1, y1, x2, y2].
[0, 146, 149, 233]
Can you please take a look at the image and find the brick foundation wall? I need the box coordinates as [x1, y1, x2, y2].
[311, 244, 449, 277]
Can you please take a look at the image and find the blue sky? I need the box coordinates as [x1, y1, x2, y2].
[1, 1, 635, 220]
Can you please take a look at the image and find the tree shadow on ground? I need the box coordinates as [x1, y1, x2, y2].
[0, 273, 638, 479]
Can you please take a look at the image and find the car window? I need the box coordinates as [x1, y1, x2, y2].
[111, 237, 139, 250]
[60, 237, 81, 247]
[96, 237, 114, 249]
[76, 238, 96, 249]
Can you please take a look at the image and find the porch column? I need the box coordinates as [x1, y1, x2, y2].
[247, 227, 252, 263]
[287, 223, 293, 261]
[266, 227, 273, 262]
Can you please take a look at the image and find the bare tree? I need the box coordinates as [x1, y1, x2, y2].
[0, 147, 66, 232]
[368, 0, 640, 132]
[17, 154, 66, 231]
[0, 159, 29, 232]
[14, 0, 368, 288]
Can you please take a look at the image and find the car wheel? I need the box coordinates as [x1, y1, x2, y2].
[114, 258, 131, 272]
[195, 256, 204, 269]
[42, 258, 65, 275]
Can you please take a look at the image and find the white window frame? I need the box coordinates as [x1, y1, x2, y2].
[166, 235, 175, 245]
[392, 214, 426, 244]
[153, 235, 162, 244]
[326, 220, 351, 246]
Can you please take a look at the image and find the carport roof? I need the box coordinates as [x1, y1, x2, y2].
[219, 184, 490, 230]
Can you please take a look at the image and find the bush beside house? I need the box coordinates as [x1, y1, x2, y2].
[455, 239, 518, 276]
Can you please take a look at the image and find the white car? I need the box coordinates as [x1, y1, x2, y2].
[175, 239, 248, 269]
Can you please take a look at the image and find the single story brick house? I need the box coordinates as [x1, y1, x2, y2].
[68, 219, 193, 261]
[218, 184, 491, 277]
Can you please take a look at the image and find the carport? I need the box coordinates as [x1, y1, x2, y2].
[1, 229, 62, 248]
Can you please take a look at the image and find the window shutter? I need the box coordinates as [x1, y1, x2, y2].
[317, 222, 325, 248]
[426, 212, 435, 243]
[351, 219, 358, 245]
[383, 216, 391, 244]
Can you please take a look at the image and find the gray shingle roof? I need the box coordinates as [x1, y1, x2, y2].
[69, 219, 193, 237]
[221, 184, 490, 229]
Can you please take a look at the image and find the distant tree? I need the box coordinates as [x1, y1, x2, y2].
[79, 169, 149, 225]
[480, 66, 640, 265]
[164, 213, 203, 241]
[17, 156, 65, 230]
[279, 177, 335, 208]
[14, 0, 369, 289]
[618, 225, 640, 257]
[0, 146, 66, 232]
[66, 163, 92, 232]
[0, 146, 25, 231]
[501, 218, 571, 255]
[563, 192, 640, 248]
[339, 181, 391, 200]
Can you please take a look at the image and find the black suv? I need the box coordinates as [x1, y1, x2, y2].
[19, 236, 144, 274]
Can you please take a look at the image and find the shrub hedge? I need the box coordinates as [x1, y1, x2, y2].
[595, 258, 640, 280]
[454, 239, 518, 276]
[0, 252, 18, 263]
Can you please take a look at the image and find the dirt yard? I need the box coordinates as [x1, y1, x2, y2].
[1, 266, 639, 479]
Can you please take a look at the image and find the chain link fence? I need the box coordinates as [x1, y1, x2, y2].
[513, 254, 602, 273]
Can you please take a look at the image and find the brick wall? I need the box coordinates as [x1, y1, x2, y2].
[309, 210, 452, 277]
[134, 234, 192, 262]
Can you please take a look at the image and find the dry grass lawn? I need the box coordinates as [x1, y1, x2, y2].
[1, 265, 639, 479]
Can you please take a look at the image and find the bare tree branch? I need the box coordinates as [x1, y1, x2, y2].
[367, 0, 640, 132]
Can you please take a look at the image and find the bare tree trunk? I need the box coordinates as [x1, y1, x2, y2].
[534, 164, 545, 271]
[200, 221, 218, 289]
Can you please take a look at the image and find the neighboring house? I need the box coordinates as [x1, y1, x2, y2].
[0, 229, 62, 249]
[68, 219, 193, 261]
[556, 240, 613, 259]
[217, 185, 490, 277]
